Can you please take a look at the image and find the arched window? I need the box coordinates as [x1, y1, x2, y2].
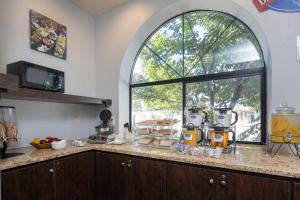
[130, 11, 266, 143]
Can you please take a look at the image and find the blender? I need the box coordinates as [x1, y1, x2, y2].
[209, 107, 238, 151]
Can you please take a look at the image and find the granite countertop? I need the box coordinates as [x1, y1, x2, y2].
[1, 142, 300, 178]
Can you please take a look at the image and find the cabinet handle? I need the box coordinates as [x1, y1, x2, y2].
[121, 162, 126, 167]
[209, 179, 214, 185]
[220, 180, 226, 186]
[221, 174, 226, 179]
[127, 160, 132, 168]
[49, 169, 54, 173]
[56, 161, 60, 165]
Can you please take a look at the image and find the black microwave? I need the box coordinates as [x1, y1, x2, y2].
[7, 61, 65, 93]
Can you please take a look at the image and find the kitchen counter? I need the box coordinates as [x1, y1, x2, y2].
[1, 143, 300, 178]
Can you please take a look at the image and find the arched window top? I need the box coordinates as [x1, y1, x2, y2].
[131, 11, 264, 84]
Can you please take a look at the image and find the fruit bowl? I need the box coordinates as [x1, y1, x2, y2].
[30, 142, 51, 149]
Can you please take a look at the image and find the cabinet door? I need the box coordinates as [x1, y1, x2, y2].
[1, 161, 55, 200]
[55, 152, 90, 200]
[127, 157, 166, 200]
[218, 171, 291, 200]
[293, 182, 300, 200]
[95, 152, 127, 200]
[167, 163, 218, 200]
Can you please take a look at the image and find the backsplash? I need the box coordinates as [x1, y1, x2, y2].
[0, 98, 102, 148]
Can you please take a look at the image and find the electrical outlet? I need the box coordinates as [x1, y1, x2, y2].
[73, 115, 80, 124]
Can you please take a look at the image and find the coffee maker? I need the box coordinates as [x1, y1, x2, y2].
[209, 107, 238, 151]
[88, 109, 114, 144]
[182, 103, 208, 146]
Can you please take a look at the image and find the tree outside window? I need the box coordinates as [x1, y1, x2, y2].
[130, 11, 265, 143]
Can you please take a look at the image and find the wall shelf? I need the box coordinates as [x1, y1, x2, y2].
[0, 73, 111, 106]
[0, 73, 19, 92]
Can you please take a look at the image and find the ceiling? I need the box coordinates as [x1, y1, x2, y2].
[70, 0, 131, 16]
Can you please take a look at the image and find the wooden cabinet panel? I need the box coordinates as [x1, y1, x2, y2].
[127, 157, 166, 200]
[218, 171, 291, 200]
[95, 152, 127, 200]
[1, 161, 55, 200]
[293, 182, 300, 200]
[0, 151, 294, 200]
[55, 152, 90, 200]
[167, 163, 218, 200]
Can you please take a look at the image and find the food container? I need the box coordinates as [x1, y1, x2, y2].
[51, 140, 67, 150]
[133, 118, 179, 149]
[271, 103, 300, 143]
[0, 106, 18, 140]
[71, 140, 87, 147]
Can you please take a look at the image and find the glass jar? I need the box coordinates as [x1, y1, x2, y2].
[271, 103, 300, 143]
[0, 106, 18, 141]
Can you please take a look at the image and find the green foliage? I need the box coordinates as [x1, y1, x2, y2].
[131, 11, 264, 141]
[132, 84, 182, 111]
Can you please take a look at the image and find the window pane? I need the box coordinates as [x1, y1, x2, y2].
[185, 17, 264, 77]
[131, 46, 181, 84]
[132, 83, 182, 131]
[186, 75, 261, 142]
[131, 17, 184, 84]
[146, 17, 184, 77]
[183, 11, 235, 76]
[131, 11, 264, 84]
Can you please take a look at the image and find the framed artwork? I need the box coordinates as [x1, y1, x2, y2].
[30, 9, 67, 60]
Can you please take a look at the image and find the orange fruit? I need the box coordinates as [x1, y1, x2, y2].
[33, 138, 41, 145]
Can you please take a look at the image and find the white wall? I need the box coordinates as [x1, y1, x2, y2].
[0, 99, 101, 148]
[0, 0, 96, 97]
[0, 0, 101, 148]
[94, 0, 300, 134]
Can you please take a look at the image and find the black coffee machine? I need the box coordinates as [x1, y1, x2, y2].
[88, 109, 114, 144]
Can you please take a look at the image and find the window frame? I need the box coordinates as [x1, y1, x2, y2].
[129, 10, 267, 144]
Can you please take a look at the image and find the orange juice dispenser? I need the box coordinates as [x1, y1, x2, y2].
[271, 104, 300, 143]
[270, 103, 300, 157]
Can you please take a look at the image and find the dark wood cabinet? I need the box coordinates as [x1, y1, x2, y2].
[293, 182, 300, 200]
[95, 152, 166, 200]
[127, 157, 166, 200]
[217, 171, 291, 200]
[1, 161, 55, 200]
[55, 152, 90, 200]
[167, 163, 218, 200]
[167, 163, 291, 200]
[1, 152, 90, 200]
[95, 152, 127, 200]
[1, 150, 295, 200]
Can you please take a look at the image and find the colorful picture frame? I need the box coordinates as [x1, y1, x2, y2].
[30, 10, 67, 60]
